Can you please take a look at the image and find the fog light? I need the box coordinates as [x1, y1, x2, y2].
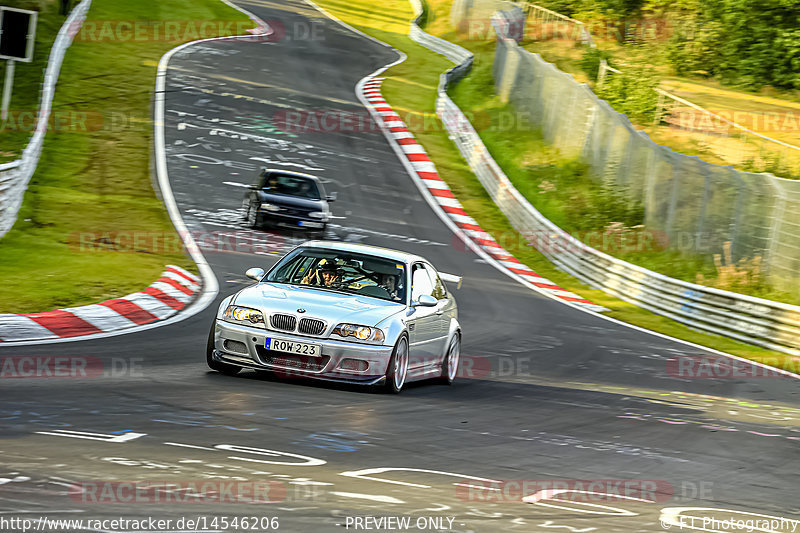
[223, 340, 248, 354]
[339, 359, 368, 372]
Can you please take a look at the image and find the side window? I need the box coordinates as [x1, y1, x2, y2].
[429, 268, 448, 300]
[411, 264, 434, 301]
[291, 256, 318, 283]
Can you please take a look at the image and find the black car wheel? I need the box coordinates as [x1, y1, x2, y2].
[245, 203, 261, 229]
[206, 322, 241, 376]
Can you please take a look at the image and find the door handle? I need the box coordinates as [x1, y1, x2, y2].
[436, 309, 444, 315]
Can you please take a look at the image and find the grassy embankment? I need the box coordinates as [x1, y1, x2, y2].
[434, 3, 799, 305]
[0, 0, 251, 313]
[311, 0, 799, 373]
[520, 30, 800, 179]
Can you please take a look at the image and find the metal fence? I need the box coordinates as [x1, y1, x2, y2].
[0, 0, 92, 238]
[403, 1, 800, 355]
[456, 0, 800, 298]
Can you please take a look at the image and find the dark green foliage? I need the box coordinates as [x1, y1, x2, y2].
[580, 47, 613, 81]
[595, 64, 660, 123]
[536, 0, 645, 17]
[665, 0, 800, 89]
[538, 0, 800, 89]
[665, 18, 723, 77]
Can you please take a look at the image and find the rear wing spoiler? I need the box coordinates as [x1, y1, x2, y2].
[439, 272, 463, 289]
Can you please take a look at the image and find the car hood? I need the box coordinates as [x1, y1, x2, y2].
[232, 283, 405, 326]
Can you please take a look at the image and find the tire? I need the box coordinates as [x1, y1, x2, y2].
[384, 334, 409, 394]
[245, 203, 261, 229]
[206, 322, 241, 376]
[440, 332, 461, 385]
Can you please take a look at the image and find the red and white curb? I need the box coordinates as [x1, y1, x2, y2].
[359, 76, 605, 312]
[0, 266, 201, 342]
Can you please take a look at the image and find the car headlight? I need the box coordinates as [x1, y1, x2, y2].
[223, 305, 265, 327]
[308, 211, 329, 221]
[260, 203, 280, 212]
[332, 323, 385, 343]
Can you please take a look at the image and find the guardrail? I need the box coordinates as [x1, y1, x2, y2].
[0, 160, 21, 192]
[0, 0, 92, 238]
[406, 2, 800, 356]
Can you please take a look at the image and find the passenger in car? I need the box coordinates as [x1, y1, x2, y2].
[301, 260, 341, 288]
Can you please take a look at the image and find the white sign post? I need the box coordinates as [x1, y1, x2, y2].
[0, 6, 38, 121]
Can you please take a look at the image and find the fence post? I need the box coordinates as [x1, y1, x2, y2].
[653, 89, 666, 126]
[664, 159, 681, 239]
[763, 176, 787, 279]
[728, 170, 745, 260]
[597, 59, 608, 88]
[695, 165, 711, 246]
[497, 44, 521, 103]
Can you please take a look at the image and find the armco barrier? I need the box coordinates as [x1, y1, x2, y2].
[0, 0, 92, 238]
[407, 1, 800, 356]
[0, 160, 22, 200]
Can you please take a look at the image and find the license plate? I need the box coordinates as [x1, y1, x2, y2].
[298, 220, 322, 228]
[265, 338, 321, 357]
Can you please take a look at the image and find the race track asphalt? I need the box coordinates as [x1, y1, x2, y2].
[0, 1, 797, 531]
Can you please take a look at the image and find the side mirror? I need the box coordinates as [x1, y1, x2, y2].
[413, 294, 438, 307]
[245, 267, 265, 281]
[326, 192, 337, 202]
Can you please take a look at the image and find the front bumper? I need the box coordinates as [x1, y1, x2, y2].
[260, 211, 325, 230]
[212, 319, 393, 385]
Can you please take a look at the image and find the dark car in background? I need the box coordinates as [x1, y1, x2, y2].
[243, 169, 336, 236]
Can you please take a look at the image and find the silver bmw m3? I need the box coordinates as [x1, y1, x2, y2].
[206, 241, 462, 392]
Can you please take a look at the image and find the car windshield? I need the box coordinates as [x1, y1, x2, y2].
[263, 174, 320, 200]
[265, 248, 407, 303]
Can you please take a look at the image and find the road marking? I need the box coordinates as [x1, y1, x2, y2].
[339, 467, 499, 488]
[531, 500, 638, 517]
[161, 61, 358, 106]
[164, 442, 217, 451]
[35, 430, 146, 443]
[330, 491, 405, 504]
[538, 521, 597, 532]
[524, 489, 655, 505]
[455, 482, 501, 491]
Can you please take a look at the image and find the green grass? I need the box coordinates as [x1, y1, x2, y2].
[311, 0, 799, 373]
[0, 0, 251, 313]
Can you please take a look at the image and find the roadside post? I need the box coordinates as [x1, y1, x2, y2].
[0, 6, 38, 120]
